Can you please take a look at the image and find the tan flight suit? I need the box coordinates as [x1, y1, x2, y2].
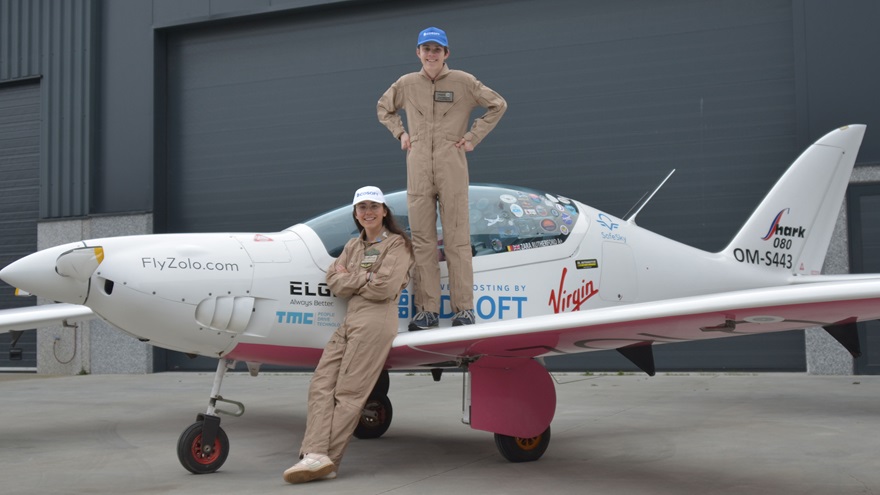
[299, 230, 411, 467]
[377, 64, 506, 315]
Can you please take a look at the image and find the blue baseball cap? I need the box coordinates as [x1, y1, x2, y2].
[417, 27, 448, 47]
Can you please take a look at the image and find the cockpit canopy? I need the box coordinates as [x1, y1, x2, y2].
[304, 184, 580, 258]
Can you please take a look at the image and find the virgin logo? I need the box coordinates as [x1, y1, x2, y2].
[548, 267, 598, 313]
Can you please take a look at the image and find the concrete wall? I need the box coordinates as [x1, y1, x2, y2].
[36, 214, 153, 374]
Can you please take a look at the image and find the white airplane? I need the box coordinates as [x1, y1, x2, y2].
[2, 125, 879, 474]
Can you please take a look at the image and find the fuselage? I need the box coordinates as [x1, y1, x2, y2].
[0, 185, 788, 366]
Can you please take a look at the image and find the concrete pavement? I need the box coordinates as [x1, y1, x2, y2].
[1, 372, 879, 494]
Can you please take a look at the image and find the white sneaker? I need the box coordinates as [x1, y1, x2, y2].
[282, 453, 335, 484]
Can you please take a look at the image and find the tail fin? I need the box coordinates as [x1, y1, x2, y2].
[722, 125, 866, 275]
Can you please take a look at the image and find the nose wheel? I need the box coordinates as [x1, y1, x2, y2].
[177, 417, 230, 474]
[177, 359, 242, 474]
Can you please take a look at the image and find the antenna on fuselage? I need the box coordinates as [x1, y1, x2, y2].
[623, 169, 675, 225]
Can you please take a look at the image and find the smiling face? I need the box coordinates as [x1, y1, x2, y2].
[417, 42, 449, 78]
[354, 200, 387, 235]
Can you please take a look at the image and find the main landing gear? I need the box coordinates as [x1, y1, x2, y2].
[354, 370, 393, 439]
[176, 360, 397, 474]
[459, 356, 557, 463]
[494, 427, 552, 462]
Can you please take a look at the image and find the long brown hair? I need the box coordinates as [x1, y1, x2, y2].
[352, 204, 413, 253]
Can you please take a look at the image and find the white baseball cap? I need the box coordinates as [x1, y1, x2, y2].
[352, 185, 386, 205]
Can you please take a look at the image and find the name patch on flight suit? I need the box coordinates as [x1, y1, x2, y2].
[434, 91, 454, 102]
[361, 247, 380, 269]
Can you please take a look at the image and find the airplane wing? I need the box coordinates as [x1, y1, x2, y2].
[386, 278, 880, 369]
[0, 303, 96, 333]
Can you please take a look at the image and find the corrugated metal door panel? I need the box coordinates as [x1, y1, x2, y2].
[848, 186, 880, 375]
[0, 81, 39, 369]
[162, 0, 803, 371]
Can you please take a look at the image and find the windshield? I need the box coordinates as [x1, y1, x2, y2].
[304, 185, 579, 258]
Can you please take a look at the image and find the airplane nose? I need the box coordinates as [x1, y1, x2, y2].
[0, 244, 102, 305]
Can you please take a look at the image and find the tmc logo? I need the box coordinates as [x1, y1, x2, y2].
[275, 311, 314, 325]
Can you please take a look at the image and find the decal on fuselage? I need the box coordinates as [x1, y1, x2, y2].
[398, 284, 531, 322]
[506, 238, 563, 251]
[548, 267, 598, 313]
[289, 281, 333, 297]
[732, 248, 793, 269]
[275, 311, 314, 325]
[732, 208, 806, 269]
[597, 213, 619, 231]
[576, 259, 598, 269]
[761, 208, 806, 242]
[289, 281, 337, 310]
[141, 257, 240, 272]
[442, 282, 528, 320]
[597, 213, 626, 243]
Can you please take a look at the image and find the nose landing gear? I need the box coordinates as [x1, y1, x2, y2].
[176, 359, 243, 474]
[177, 414, 230, 474]
[176, 362, 396, 474]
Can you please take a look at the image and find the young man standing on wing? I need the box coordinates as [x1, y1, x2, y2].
[377, 26, 507, 330]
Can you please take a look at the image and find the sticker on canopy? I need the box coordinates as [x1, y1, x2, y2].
[561, 213, 573, 225]
[514, 219, 536, 234]
[485, 214, 503, 227]
[510, 204, 524, 218]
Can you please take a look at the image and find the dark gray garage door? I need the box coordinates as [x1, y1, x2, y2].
[161, 0, 804, 371]
[847, 184, 880, 375]
[0, 81, 40, 370]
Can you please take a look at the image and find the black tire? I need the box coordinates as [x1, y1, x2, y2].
[369, 370, 390, 399]
[494, 426, 551, 462]
[353, 395, 393, 439]
[177, 421, 230, 474]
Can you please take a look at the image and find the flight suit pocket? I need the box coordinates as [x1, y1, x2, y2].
[337, 340, 380, 396]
